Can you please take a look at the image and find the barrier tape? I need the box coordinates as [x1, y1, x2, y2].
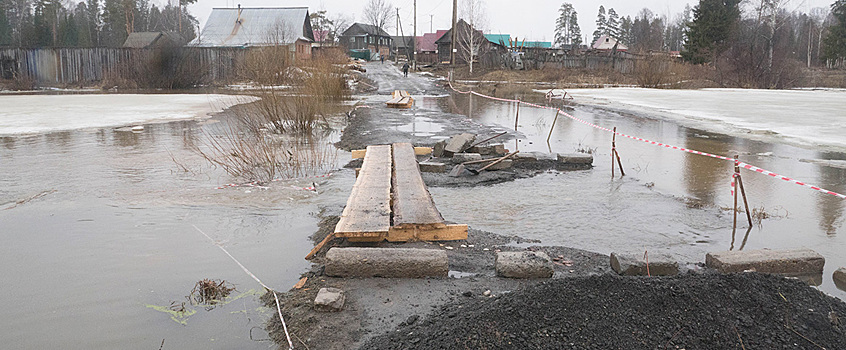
[216, 173, 332, 191]
[447, 82, 846, 200]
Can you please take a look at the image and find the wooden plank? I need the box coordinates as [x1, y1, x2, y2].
[352, 147, 432, 159]
[334, 145, 392, 237]
[387, 224, 468, 242]
[391, 143, 445, 228]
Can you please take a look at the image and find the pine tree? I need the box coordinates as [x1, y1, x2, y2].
[592, 5, 606, 44]
[607, 7, 620, 39]
[682, 0, 741, 64]
[554, 2, 579, 47]
[570, 11, 582, 46]
[822, 0, 846, 62]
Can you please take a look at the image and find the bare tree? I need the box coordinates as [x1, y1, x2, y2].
[363, 0, 392, 32]
[456, 0, 487, 73]
[329, 12, 352, 44]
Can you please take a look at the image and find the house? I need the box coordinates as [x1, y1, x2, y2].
[435, 19, 506, 65]
[483, 34, 510, 47]
[522, 41, 552, 49]
[592, 35, 628, 52]
[415, 30, 447, 64]
[393, 36, 415, 59]
[339, 23, 393, 60]
[122, 32, 185, 48]
[190, 7, 315, 60]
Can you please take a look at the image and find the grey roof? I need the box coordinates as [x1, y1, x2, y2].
[342, 23, 391, 37]
[123, 32, 163, 48]
[191, 7, 314, 47]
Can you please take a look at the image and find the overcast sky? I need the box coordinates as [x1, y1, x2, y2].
[185, 0, 834, 42]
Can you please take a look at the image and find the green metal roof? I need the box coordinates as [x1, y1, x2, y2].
[484, 34, 510, 46]
[522, 41, 552, 48]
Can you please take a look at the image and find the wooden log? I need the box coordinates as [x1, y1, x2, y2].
[334, 145, 392, 237]
[387, 224, 468, 242]
[391, 143, 445, 228]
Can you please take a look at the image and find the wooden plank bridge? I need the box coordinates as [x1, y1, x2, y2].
[306, 143, 467, 259]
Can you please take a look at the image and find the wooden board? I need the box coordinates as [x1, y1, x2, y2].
[334, 144, 392, 237]
[352, 147, 432, 159]
[387, 224, 468, 242]
[391, 143, 445, 228]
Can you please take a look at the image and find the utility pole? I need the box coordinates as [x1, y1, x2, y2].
[413, 0, 417, 68]
[396, 8, 400, 63]
[450, 0, 457, 66]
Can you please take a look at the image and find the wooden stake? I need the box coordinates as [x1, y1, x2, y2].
[611, 127, 625, 178]
[547, 109, 560, 145]
[514, 102, 520, 130]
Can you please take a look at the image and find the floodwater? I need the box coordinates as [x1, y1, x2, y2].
[2, 87, 845, 348]
[430, 90, 846, 300]
[0, 95, 353, 349]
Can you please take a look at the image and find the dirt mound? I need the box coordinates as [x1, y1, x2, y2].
[361, 273, 846, 349]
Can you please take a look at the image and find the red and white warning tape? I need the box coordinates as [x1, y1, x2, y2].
[216, 172, 332, 191]
[447, 82, 846, 200]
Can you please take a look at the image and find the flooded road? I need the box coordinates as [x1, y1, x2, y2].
[2, 79, 845, 348]
[432, 91, 846, 299]
[0, 103, 354, 349]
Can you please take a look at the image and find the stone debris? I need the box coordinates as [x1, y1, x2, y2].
[467, 144, 507, 156]
[834, 267, 846, 291]
[432, 140, 446, 158]
[485, 159, 513, 170]
[324, 247, 449, 278]
[418, 161, 447, 173]
[314, 287, 345, 312]
[610, 252, 679, 276]
[495, 251, 554, 279]
[451, 153, 483, 164]
[443, 133, 476, 156]
[557, 153, 594, 165]
[705, 248, 825, 278]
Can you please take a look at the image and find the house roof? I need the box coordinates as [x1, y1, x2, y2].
[522, 41, 552, 48]
[484, 34, 510, 46]
[191, 7, 314, 47]
[342, 23, 392, 37]
[393, 36, 415, 49]
[123, 32, 184, 48]
[592, 35, 628, 51]
[416, 30, 447, 52]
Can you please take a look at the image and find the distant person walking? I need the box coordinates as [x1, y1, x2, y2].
[380, 55, 384, 64]
[402, 62, 409, 77]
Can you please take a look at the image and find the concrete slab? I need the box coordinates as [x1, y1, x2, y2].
[433, 140, 446, 158]
[610, 252, 679, 276]
[324, 247, 449, 278]
[444, 133, 475, 155]
[557, 153, 593, 165]
[496, 251, 553, 279]
[705, 249, 825, 277]
[835, 267, 846, 292]
[485, 159, 513, 171]
[419, 161, 447, 173]
[314, 287, 345, 312]
[467, 144, 506, 156]
[452, 153, 482, 164]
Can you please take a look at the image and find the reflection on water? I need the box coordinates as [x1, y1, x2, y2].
[0, 111, 353, 349]
[434, 92, 846, 299]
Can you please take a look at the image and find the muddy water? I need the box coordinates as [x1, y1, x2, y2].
[431, 92, 846, 300]
[0, 116, 354, 348]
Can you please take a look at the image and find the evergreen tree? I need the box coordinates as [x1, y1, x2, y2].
[619, 15, 633, 45]
[682, 0, 741, 64]
[607, 7, 620, 39]
[554, 2, 580, 47]
[592, 5, 606, 44]
[822, 0, 846, 62]
[0, 3, 12, 45]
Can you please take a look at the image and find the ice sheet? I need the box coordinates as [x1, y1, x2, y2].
[0, 94, 257, 135]
[564, 88, 846, 151]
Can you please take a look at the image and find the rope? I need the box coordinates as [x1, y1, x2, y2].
[446, 82, 846, 200]
[191, 224, 294, 350]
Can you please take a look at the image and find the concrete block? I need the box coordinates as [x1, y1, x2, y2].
[324, 247, 449, 278]
[314, 287, 345, 312]
[705, 248, 825, 277]
[452, 153, 482, 164]
[496, 251, 553, 279]
[834, 267, 846, 291]
[558, 153, 594, 165]
[433, 140, 446, 158]
[485, 159, 513, 171]
[419, 161, 447, 173]
[444, 133, 476, 155]
[467, 144, 507, 156]
[610, 252, 679, 276]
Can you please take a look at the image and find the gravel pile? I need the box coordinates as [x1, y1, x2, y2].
[362, 273, 846, 349]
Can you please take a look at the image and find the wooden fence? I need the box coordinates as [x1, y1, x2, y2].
[0, 47, 246, 85]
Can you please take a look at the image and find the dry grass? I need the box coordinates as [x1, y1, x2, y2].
[190, 279, 235, 306]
